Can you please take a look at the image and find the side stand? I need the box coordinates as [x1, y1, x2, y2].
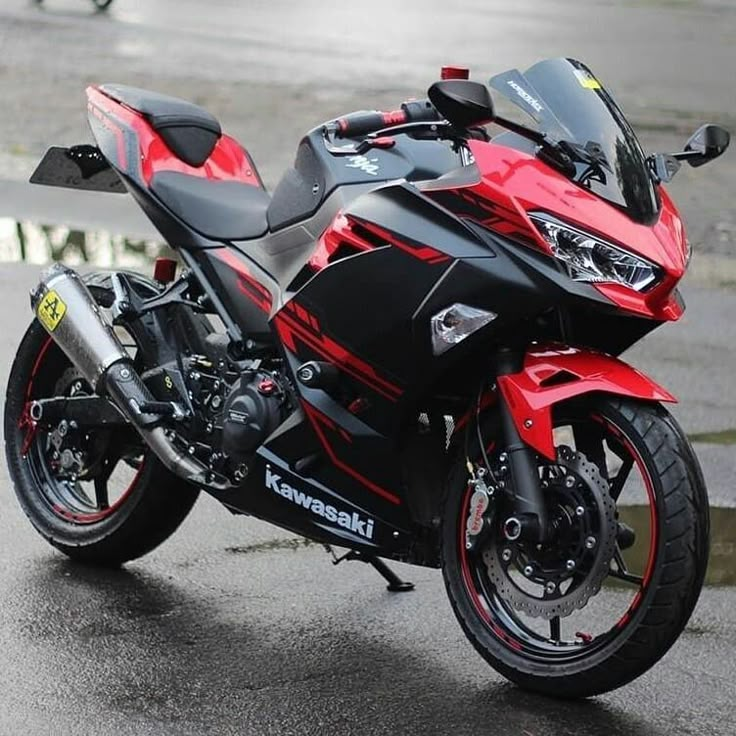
[325, 546, 415, 593]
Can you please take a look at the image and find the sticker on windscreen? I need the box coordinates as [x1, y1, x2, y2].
[574, 69, 601, 90]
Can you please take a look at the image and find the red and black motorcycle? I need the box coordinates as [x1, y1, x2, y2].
[5, 59, 728, 697]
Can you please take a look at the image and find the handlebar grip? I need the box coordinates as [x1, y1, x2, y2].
[401, 99, 442, 124]
[335, 109, 407, 138]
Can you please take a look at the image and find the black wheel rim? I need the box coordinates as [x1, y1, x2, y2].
[19, 334, 147, 526]
[458, 411, 658, 663]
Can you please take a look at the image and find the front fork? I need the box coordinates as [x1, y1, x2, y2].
[494, 350, 548, 543]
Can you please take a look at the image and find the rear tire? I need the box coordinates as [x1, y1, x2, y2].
[4, 274, 199, 566]
[441, 397, 709, 697]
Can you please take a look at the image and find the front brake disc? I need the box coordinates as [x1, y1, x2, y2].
[482, 446, 617, 620]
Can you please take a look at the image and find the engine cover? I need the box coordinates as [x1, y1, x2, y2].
[221, 373, 283, 459]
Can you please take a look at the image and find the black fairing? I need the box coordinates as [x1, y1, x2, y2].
[253, 184, 615, 520]
[267, 127, 461, 231]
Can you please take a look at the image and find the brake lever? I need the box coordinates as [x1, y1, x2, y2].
[322, 121, 453, 155]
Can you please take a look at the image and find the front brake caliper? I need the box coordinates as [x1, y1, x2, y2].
[465, 464, 494, 552]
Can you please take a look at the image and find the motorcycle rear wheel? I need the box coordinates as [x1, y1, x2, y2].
[441, 396, 709, 697]
[4, 274, 199, 566]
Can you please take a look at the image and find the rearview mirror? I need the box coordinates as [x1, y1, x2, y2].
[683, 124, 730, 167]
[428, 80, 495, 130]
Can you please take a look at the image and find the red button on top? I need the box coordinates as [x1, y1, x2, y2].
[441, 66, 470, 80]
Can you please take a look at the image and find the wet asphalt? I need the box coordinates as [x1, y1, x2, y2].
[1, 1, 736, 734]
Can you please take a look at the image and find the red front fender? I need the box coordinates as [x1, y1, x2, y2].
[496, 345, 676, 460]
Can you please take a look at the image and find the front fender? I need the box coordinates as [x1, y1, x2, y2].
[496, 345, 676, 460]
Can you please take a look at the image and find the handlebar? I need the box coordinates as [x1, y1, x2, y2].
[334, 99, 442, 138]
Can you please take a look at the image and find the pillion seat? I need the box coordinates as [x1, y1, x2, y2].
[100, 84, 222, 167]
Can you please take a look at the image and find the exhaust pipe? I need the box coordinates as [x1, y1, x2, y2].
[31, 264, 230, 489]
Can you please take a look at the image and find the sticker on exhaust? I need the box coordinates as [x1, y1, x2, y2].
[36, 290, 67, 332]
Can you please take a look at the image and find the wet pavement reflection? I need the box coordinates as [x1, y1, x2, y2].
[0, 217, 167, 267]
[616, 505, 736, 586]
[5, 553, 722, 736]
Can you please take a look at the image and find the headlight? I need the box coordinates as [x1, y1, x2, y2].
[529, 213, 660, 292]
[431, 303, 497, 355]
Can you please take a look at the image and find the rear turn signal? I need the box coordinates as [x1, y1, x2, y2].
[430, 303, 497, 355]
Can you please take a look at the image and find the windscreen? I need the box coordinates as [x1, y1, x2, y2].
[490, 58, 660, 224]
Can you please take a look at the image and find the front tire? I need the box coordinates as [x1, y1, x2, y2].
[441, 397, 709, 698]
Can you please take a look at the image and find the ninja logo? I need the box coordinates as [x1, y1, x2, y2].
[345, 155, 380, 176]
[265, 466, 375, 540]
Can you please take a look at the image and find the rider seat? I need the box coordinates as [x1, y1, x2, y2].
[100, 84, 222, 167]
[150, 171, 271, 241]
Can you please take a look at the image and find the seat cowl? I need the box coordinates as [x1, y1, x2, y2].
[151, 171, 271, 242]
[99, 84, 221, 166]
[99, 84, 221, 134]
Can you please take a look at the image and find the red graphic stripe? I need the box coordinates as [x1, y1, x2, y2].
[275, 311, 402, 401]
[302, 401, 400, 505]
[213, 250, 272, 314]
[348, 217, 450, 264]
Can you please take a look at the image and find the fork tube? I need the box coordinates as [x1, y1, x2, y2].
[496, 349, 548, 542]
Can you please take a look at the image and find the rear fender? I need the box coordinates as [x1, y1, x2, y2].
[497, 345, 676, 460]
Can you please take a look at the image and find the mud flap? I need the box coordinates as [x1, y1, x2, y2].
[30, 145, 126, 193]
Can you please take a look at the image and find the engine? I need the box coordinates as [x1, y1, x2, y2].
[148, 353, 290, 484]
[221, 373, 283, 460]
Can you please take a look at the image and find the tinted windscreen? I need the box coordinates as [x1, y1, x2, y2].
[490, 58, 660, 224]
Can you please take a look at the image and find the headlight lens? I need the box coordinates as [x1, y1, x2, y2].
[431, 303, 497, 355]
[529, 213, 660, 292]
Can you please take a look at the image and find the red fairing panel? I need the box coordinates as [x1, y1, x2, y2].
[465, 140, 688, 322]
[309, 213, 377, 271]
[496, 345, 676, 460]
[309, 212, 450, 273]
[86, 86, 261, 187]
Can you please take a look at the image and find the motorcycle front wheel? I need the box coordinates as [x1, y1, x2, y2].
[441, 396, 709, 698]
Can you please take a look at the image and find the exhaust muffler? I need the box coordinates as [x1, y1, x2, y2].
[30, 264, 229, 488]
[32, 263, 130, 393]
